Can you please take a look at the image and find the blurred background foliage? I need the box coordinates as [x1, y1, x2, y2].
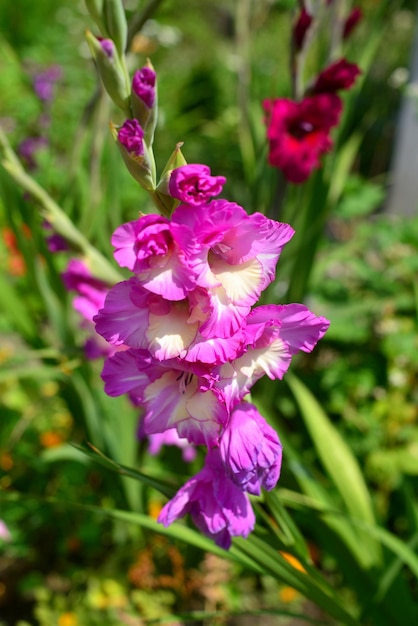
[1, 1, 418, 625]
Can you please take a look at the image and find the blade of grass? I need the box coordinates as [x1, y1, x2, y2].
[286, 373, 381, 567]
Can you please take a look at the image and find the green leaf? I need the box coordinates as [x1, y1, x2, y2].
[286, 374, 381, 567]
[72, 442, 177, 499]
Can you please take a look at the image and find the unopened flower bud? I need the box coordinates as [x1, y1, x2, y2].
[102, 0, 127, 56]
[86, 30, 130, 114]
[85, 0, 108, 37]
[293, 7, 313, 52]
[131, 63, 158, 144]
[114, 119, 155, 190]
[343, 7, 362, 40]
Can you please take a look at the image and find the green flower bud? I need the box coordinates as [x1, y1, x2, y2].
[85, 0, 108, 37]
[85, 30, 130, 114]
[103, 0, 127, 56]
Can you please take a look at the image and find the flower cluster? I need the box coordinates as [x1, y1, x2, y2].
[264, 4, 361, 183]
[94, 164, 329, 548]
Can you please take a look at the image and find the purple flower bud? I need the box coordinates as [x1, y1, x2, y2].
[117, 119, 144, 157]
[168, 164, 226, 206]
[132, 66, 156, 109]
[98, 37, 115, 59]
[220, 402, 282, 495]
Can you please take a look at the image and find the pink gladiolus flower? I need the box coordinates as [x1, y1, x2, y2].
[117, 119, 145, 157]
[168, 164, 226, 206]
[132, 66, 156, 109]
[172, 200, 294, 337]
[311, 59, 361, 95]
[263, 94, 342, 183]
[111, 214, 203, 301]
[217, 303, 330, 408]
[219, 402, 282, 495]
[101, 349, 228, 446]
[62, 259, 109, 323]
[158, 448, 255, 549]
[94, 278, 245, 364]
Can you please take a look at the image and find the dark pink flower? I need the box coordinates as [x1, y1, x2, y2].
[132, 66, 156, 109]
[263, 94, 342, 183]
[293, 7, 313, 52]
[117, 119, 144, 157]
[343, 8, 362, 40]
[311, 59, 361, 95]
[168, 164, 226, 207]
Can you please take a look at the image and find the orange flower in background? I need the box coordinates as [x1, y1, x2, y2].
[2, 226, 27, 277]
[58, 613, 78, 626]
[278, 551, 307, 604]
[40, 431, 64, 448]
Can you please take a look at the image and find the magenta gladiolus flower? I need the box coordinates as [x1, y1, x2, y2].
[220, 402, 282, 495]
[101, 349, 228, 446]
[94, 278, 245, 364]
[264, 94, 342, 183]
[158, 448, 255, 549]
[117, 119, 145, 157]
[311, 59, 361, 95]
[217, 303, 330, 409]
[132, 66, 156, 109]
[168, 164, 226, 206]
[111, 213, 203, 300]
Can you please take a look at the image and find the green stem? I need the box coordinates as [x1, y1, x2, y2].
[0, 127, 123, 286]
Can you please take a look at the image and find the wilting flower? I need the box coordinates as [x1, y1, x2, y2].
[132, 66, 156, 109]
[158, 448, 255, 549]
[117, 119, 145, 157]
[311, 59, 361, 95]
[168, 164, 226, 206]
[264, 94, 342, 183]
[219, 402, 282, 495]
